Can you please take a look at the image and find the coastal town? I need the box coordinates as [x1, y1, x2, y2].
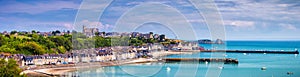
[1, 26, 299, 76]
[18, 43, 199, 67]
[0, 26, 202, 76]
[1, 0, 300, 76]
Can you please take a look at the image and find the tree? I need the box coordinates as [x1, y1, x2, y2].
[0, 35, 5, 46]
[67, 30, 71, 34]
[31, 30, 36, 34]
[55, 30, 61, 34]
[1, 30, 73, 55]
[94, 32, 100, 36]
[58, 46, 67, 54]
[49, 36, 72, 51]
[31, 34, 39, 42]
[0, 59, 25, 77]
[0, 45, 17, 53]
[101, 32, 105, 36]
[51, 30, 61, 36]
[111, 37, 130, 46]
[130, 38, 144, 46]
[17, 42, 46, 55]
[149, 32, 153, 34]
[10, 31, 17, 35]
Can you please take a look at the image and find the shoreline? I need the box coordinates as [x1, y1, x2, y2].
[22, 51, 193, 77]
[22, 49, 298, 76]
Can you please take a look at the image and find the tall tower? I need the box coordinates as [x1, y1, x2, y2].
[82, 25, 85, 33]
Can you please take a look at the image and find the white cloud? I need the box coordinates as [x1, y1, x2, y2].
[63, 23, 74, 29]
[277, 3, 291, 7]
[126, 2, 143, 5]
[126, 1, 169, 6]
[216, 0, 300, 22]
[79, 20, 114, 30]
[0, 1, 79, 14]
[279, 23, 297, 30]
[224, 20, 256, 31]
[187, 19, 205, 23]
[176, 0, 193, 7]
[224, 20, 255, 27]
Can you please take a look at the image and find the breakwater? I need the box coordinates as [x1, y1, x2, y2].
[163, 58, 239, 64]
[180, 50, 299, 54]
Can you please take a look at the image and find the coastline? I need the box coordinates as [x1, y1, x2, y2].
[22, 51, 193, 77]
[22, 49, 298, 76]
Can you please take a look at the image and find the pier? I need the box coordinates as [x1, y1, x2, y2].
[163, 58, 239, 64]
[180, 50, 299, 54]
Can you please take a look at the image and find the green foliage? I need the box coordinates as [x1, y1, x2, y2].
[49, 36, 72, 51]
[10, 30, 17, 35]
[95, 36, 110, 47]
[0, 31, 174, 55]
[16, 42, 46, 55]
[0, 58, 26, 77]
[72, 38, 89, 50]
[58, 46, 67, 54]
[31, 30, 36, 34]
[0, 45, 17, 53]
[0, 32, 72, 55]
[111, 36, 130, 46]
[130, 38, 144, 46]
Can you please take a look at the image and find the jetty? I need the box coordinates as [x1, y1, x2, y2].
[163, 58, 239, 64]
[180, 50, 299, 54]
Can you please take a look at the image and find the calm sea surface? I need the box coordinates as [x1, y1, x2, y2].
[67, 41, 300, 77]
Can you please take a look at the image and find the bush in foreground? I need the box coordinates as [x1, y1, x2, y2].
[0, 58, 26, 77]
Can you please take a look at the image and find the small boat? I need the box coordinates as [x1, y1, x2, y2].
[218, 66, 224, 69]
[166, 67, 171, 71]
[261, 67, 267, 70]
[287, 72, 293, 75]
[223, 54, 228, 57]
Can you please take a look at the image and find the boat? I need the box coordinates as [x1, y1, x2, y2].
[261, 67, 267, 70]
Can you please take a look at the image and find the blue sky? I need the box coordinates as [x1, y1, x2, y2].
[0, 0, 300, 40]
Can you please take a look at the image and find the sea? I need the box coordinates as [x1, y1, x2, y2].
[66, 41, 300, 77]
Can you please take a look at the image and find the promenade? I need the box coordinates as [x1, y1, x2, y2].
[21, 51, 192, 76]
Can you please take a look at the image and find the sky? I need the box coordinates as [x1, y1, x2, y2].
[0, 0, 300, 40]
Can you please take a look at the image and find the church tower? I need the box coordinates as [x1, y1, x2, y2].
[83, 25, 85, 33]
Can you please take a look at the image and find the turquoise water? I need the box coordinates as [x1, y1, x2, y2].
[201, 41, 300, 51]
[68, 41, 300, 77]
